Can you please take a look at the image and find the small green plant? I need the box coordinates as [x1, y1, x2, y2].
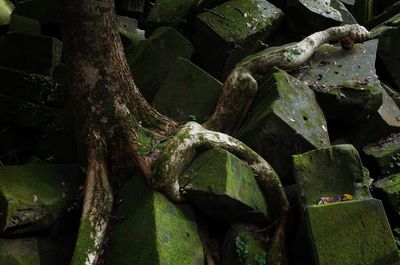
[235, 235, 249, 262]
[393, 227, 400, 249]
[254, 253, 266, 265]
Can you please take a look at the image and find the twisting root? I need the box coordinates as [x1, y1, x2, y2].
[149, 122, 289, 218]
[71, 149, 113, 265]
[205, 24, 370, 134]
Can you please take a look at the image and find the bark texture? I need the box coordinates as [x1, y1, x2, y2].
[62, 0, 370, 263]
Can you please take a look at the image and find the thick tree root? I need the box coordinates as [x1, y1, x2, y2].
[205, 24, 370, 134]
[71, 150, 113, 265]
[149, 122, 289, 218]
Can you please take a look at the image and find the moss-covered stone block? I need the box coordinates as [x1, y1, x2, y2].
[105, 175, 204, 265]
[0, 236, 75, 265]
[194, 0, 283, 78]
[0, 67, 67, 107]
[126, 26, 193, 101]
[306, 199, 400, 265]
[293, 144, 371, 206]
[298, 40, 383, 124]
[13, 0, 62, 24]
[374, 22, 400, 90]
[351, 0, 375, 24]
[153, 57, 223, 123]
[9, 14, 41, 35]
[374, 174, 400, 222]
[363, 134, 400, 176]
[181, 148, 269, 224]
[331, 0, 357, 25]
[145, 0, 197, 33]
[238, 68, 330, 184]
[286, 0, 342, 35]
[0, 0, 14, 26]
[0, 164, 82, 234]
[350, 88, 400, 147]
[2, 32, 63, 75]
[220, 224, 266, 265]
[0, 94, 59, 130]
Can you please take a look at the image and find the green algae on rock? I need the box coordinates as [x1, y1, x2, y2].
[363, 133, 400, 176]
[194, 0, 283, 78]
[350, 88, 400, 148]
[181, 148, 269, 224]
[153, 57, 223, 123]
[297, 40, 383, 124]
[0, 0, 14, 26]
[126, 26, 193, 101]
[105, 175, 204, 265]
[374, 174, 400, 222]
[9, 14, 41, 35]
[238, 67, 330, 184]
[145, 0, 198, 32]
[220, 224, 266, 265]
[1, 32, 63, 76]
[306, 199, 400, 265]
[0, 164, 82, 234]
[293, 144, 371, 207]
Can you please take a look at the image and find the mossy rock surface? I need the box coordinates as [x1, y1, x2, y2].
[181, 148, 269, 224]
[105, 175, 204, 265]
[0, 0, 14, 26]
[374, 174, 400, 222]
[0, 164, 82, 234]
[239, 68, 330, 184]
[9, 14, 41, 35]
[350, 88, 400, 147]
[153, 57, 223, 123]
[293, 144, 371, 206]
[286, 0, 342, 35]
[145, 0, 197, 32]
[375, 26, 400, 90]
[0, 67, 66, 107]
[331, 0, 357, 25]
[194, 0, 283, 78]
[0, 236, 75, 265]
[220, 224, 266, 265]
[126, 26, 193, 101]
[306, 199, 400, 265]
[363, 133, 400, 176]
[2, 32, 63, 75]
[0, 94, 59, 130]
[370, 12, 400, 38]
[298, 40, 383, 124]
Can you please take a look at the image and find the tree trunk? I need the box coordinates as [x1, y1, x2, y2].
[62, 0, 370, 263]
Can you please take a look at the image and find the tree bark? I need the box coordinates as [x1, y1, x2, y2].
[62, 0, 370, 263]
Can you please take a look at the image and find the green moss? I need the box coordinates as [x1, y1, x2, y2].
[153, 57, 223, 123]
[306, 199, 400, 265]
[126, 27, 193, 101]
[221, 224, 266, 265]
[145, 0, 197, 30]
[105, 175, 204, 265]
[182, 148, 269, 223]
[198, 0, 282, 42]
[9, 14, 41, 34]
[70, 217, 96, 265]
[0, 0, 14, 25]
[0, 164, 82, 233]
[293, 144, 371, 206]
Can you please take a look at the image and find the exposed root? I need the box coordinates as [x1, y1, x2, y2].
[149, 122, 289, 218]
[71, 150, 113, 265]
[205, 24, 370, 133]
